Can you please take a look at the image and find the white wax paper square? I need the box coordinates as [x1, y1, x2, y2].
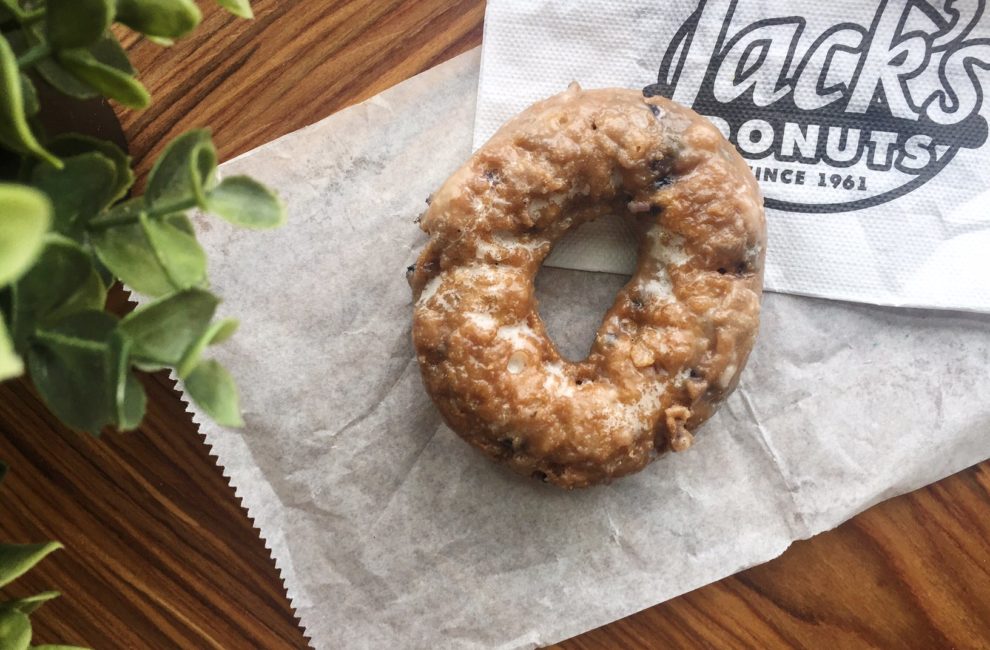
[178, 50, 990, 649]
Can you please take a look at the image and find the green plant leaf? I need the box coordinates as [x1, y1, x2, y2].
[215, 0, 253, 19]
[28, 310, 117, 432]
[0, 184, 51, 287]
[89, 212, 199, 317]
[183, 359, 243, 427]
[57, 50, 149, 109]
[0, 591, 60, 615]
[91, 214, 206, 297]
[0, 35, 59, 166]
[44, 269, 106, 324]
[87, 32, 136, 75]
[145, 129, 216, 206]
[48, 135, 134, 204]
[35, 59, 98, 100]
[163, 212, 195, 236]
[175, 315, 235, 378]
[19, 74, 38, 116]
[47, 0, 113, 49]
[205, 176, 285, 229]
[0, 316, 22, 380]
[90, 220, 171, 297]
[108, 331, 145, 430]
[140, 212, 207, 288]
[207, 318, 238, 345]
[31, 153, 117, 241]
[115, 0, 202, 39]
[145, 35, 175, 47]
[116, 369, 148, 431]
[0, 608, 30, 650]
[119, 288, 218, 366]
[117, 363, 146, 430]
[0, 542, 62, 588]
[32, 30, 133, 99]
[9, 236, 91, 349]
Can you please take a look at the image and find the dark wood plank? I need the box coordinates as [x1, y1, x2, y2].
[116, 0, 486, 179]
[0, 371, 307, 648]
[2, 1, 988, 648]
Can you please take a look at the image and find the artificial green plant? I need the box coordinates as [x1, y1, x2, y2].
[0, 0, 280, 432]
[1, 2, 280, 647]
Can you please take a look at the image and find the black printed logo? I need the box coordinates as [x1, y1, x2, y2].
[644, 0, 990, 213]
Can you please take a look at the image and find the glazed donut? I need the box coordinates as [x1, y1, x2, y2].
[410, 84, 766, 488]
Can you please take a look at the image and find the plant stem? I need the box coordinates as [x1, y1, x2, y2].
[0, 0, 37, 22]
[21, 8, 44, 23]
[16, 43, 50, 68]
[33, 329, 107, 353]
[148, 196, 200, 219]
[87, 197, 199, 232]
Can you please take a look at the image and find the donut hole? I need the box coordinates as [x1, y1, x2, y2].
[534, 215, 634, 361]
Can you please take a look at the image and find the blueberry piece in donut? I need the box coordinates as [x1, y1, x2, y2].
[410, 83, 766, 489]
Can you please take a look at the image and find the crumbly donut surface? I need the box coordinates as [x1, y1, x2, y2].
[410, 85, 766, 488]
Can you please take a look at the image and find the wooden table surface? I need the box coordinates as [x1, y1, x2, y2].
[2, 2, 989, 648]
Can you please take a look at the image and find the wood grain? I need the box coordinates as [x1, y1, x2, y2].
[1, 1, 989, 648]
